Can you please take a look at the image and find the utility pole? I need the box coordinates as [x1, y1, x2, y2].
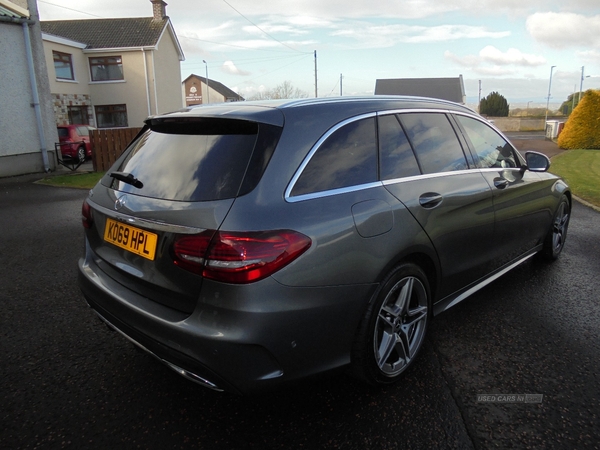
[314, 50, 318, 98]
[478, 80, 482, 112]
[544, 65, 556, 125]
[340, 73, 343, 96]
[579, 66, 585, 103]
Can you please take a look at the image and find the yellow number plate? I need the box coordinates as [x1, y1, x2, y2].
[103, 218, 158, 261]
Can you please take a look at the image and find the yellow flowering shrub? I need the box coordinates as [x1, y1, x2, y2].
[557, 89, 600, 149]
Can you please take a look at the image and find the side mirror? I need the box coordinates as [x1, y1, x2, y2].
[523, 151, 550, 172]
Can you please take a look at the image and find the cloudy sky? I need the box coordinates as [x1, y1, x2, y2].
[37, 0, 600, 106]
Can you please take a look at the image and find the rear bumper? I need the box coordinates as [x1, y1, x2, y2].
[78, 244, 374, 394]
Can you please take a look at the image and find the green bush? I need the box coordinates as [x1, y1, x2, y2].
[480, 91, 509, 117]
[557, 89, 600, 149]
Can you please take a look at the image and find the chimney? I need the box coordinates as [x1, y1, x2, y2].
[151, 0, 167, 20]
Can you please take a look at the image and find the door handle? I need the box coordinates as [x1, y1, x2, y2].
[494, 178, 509, 189]
[419, 193, 443, 208]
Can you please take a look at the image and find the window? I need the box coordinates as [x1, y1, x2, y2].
[89, 56, 124, 81]
[68, 106, 89, 125]
[378, 114, 421, 180]
[95, 104, 128, 128]
[399, 113, 468, 174]
[455, 115, 517, 169]
[108, 119, 280, 202]
[53, 51, 74, 80]
[291, 117, 378, 196]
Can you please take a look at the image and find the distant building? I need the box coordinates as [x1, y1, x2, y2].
[183, 74, 244, 107]
[0, 0, 58, 176]
[375, 76, 466, 104]
[40, 0, 185, 128]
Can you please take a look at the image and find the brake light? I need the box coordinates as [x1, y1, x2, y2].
[173, 230, 311, 283]
[82, 200, 93, 229]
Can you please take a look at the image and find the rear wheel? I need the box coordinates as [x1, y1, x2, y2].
[541, 195, 570, 260]
[77, 146, 86, 163]
[352, 263, 431, 385]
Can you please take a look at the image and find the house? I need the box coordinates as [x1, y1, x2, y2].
[183, 74, 244, 107]
[40, 0, 184, 129]
[374, 76, 466, 104]
[0, 0, 58, 177]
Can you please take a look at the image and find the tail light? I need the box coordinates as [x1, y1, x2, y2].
[82, 200, 93, 229]
[173, 230, 311, 283]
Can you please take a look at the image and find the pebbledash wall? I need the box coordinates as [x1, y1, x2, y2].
[0, 0, 58, 177]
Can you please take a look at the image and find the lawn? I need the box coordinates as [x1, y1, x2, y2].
[550, 149, 600, 207]
[37, 171, 104, 189]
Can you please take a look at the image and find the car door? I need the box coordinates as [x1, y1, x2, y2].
[379, 112, 495, 299]
[452, 114, 553, 266]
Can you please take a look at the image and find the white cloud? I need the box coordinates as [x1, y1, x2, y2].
[445, 46, 546, 76]
[479, 46, 546, 66]
[221, 61, 250, 76]
[577, 49, 600, 64]
[526, 12, 600, 49]
[331, 24, 509, 48]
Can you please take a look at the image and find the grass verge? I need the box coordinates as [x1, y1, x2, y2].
[551, 150, 600, 207]
[37, 171, 105, 189]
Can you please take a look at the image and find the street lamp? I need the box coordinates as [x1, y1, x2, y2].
[544, 65, 556, 125]
[579, 66, 591, 103]
[202, 59, 210, 104]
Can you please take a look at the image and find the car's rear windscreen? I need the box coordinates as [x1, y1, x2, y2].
[105, 118, 281, 202]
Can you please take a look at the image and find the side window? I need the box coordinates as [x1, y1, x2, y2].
[291, 117, 378, 196]
[399, 113, 468, 174]
[455, 115, 517, 169]
[378, 114, 421, 180]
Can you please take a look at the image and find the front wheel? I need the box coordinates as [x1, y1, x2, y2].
[541, 195, 570, 260]
[352, 263, 431, 385]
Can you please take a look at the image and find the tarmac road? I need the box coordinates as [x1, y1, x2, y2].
[1, 146, 599, 449]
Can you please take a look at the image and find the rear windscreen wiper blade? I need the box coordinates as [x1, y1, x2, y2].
[110, 171, 143, 189]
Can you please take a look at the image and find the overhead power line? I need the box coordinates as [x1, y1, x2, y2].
[220, 0, 310, 54]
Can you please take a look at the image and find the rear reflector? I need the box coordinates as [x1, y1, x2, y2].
[173, 230, 311, 283]
[81, 200, 93, 229]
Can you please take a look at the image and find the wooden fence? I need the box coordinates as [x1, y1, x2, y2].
[90, 127, 143, 172]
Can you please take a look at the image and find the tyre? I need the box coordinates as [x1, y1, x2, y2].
[541, 195, 570, 260]
[352, 263, 431, 385]
[77, 146, 86, 163]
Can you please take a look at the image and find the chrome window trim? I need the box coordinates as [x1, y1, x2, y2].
[286, 182, 383, 203]
[285, 108, 486, 203]
[382, 169, 480, 186]
[89, 200, 205, 235]
[285, 112, 378, 201]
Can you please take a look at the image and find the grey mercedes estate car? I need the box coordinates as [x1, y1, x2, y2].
[78, 96, 570, 394]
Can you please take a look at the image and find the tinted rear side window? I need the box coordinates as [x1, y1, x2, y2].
[108, 119, 280, 202]
[399, 113, 468, 174]
[378, 114, 421, 180]
[291, 117, 377, 196]
[57, 128, 69, 138]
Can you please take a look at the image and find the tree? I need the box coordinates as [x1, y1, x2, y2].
[557, 89, 600, 149]
[248, 81, 308, 100]
[559, 92, 585, 116]
[479, 91, 509, 117]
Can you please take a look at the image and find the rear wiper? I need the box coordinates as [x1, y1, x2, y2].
[110, 171, 143, 189]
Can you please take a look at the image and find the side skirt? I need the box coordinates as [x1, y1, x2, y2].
[433, 247, 541, 316]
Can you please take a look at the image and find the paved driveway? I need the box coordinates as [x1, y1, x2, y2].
[1, 156, 599, 449]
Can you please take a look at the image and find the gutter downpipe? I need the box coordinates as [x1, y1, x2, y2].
[22, 20, 50, 172]
[141, 48, 152, 117]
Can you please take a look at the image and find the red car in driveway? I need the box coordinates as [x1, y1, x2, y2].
[57, 125, 95, 163]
